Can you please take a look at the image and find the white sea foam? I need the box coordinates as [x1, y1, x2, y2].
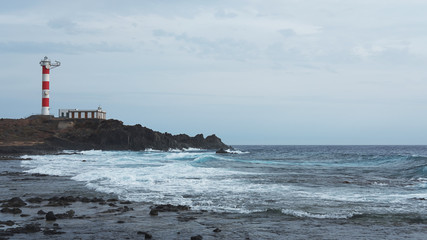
[20, 148, 427, 215]
[226, 149, 249, 154]
[281, 209, 356, 219]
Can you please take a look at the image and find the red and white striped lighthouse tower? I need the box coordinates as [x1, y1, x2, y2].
[39, 56, 60, 115]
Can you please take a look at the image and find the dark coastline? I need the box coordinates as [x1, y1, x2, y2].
[0, 116, 230, 156]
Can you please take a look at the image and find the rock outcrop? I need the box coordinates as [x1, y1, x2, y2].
[0, 116, 229, 154]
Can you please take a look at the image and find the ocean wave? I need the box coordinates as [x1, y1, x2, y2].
[280, 209, 356, 219]
[144, 148, 162, 152]
[226, 149, 250, 154]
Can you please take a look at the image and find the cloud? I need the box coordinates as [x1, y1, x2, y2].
[152, 29, 258, 61]
[279, 29, 296, 37]
[0, 41, 131, 54]
[47, 18, 79, 34]
[215, 9, 238, 19]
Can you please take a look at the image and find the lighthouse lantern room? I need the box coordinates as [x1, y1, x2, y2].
[40, 56, 60, 115]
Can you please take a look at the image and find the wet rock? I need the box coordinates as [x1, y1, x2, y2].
[80, 197, 90, 203]
[117, 220, 125, 224]
[216, 148, 228, 154]
[43, 229, 65, 235]
[151, 204, 190, 212]
[119, 200, 132, 204]
[1, 207, 22, 214]
[62, 196, 77, 202]
[90, 197, 104, 203]
[26, 197, 44, 203]
[123, 206, 133, 212]
[31, 173, 49, 177]
[149, 209, 158, 216]
[37, 210, 47, 215]
[46, 196, 72, 207]
[20, 214, 30, 217]
[107, 198, 118, 202]
[8, 223, 41, 234]
[191, 235, 203, 240]
[0, 221, 14, 226]
[177, 216, 197, 222]
[55, 210, 75, 219]
[108, 203, 117, 207]
[1, 197, 27, 207]
[46, 211, 57, 221]
[213, 228, 221, 233]
[137, 231, 152, 239]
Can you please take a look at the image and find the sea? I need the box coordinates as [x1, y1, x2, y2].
[20, 145, 427, 238]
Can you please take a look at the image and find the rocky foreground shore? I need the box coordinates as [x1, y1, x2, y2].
[0, 159, 242, 240]
[0, 115, 229, 155]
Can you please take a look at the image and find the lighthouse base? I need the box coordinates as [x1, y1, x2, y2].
[41, 107, 50, 115]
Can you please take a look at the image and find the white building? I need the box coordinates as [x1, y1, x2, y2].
[58, 107, 106, 119]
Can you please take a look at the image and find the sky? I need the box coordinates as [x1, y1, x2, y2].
[1, 0, 427, 145]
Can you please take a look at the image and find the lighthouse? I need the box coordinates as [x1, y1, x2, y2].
[40, 56, 60, 115]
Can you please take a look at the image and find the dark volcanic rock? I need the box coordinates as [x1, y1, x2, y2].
[149, 209, 158, 216]
[1, 197, 27, 207]
[37, 210, 47, 215]
[45, 211, 57, 221]
[216, 148, 228, 154]
[8, 223, 41, 234]
[191, 235, 203, 240]
[1, 207, 22, 214]
[43, 229, 65, 235]
[27, 197, 44, 204]
[0, 116, 229, 154]
[0, 221, 14, 226]
[55, 210, 75, 219]
[137, 231, 152, 239]
[151, 204, 190, 212]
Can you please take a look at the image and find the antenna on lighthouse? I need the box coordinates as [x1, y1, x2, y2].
[40, 56, 61, 116]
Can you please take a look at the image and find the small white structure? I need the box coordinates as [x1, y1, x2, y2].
[58, 107, 106, 119]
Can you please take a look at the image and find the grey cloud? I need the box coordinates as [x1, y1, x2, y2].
[0, 41, 131, 54]
[215, 9, 238, 19]
[47, 18, 96, 34]
[152, 29, 258, 61]
[279, 29, 296, 37]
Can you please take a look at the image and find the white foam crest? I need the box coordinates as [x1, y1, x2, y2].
[164, 151, 206, 160]
[226, 149, 249, 154]
[183, 147, 204, 151]
[281, 209, 356, 219]
[144, 148, 161, 152]
[168, 148, 182, 152]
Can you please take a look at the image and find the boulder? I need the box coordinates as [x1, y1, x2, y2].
[1, 197, 27, 207]
[151, 204, 190, 212]
[1, 207, 22, 214]
[191, 235, 203, 240]
[216, 148, 228, 154]
[45, 211, 57, 221]
[137, 231, 152, 239]
[149, 209, 158, 216]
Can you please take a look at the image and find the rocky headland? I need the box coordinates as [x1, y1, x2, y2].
[0, 115, 229, 155]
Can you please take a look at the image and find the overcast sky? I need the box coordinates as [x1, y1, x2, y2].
[1, 0, 427, 145]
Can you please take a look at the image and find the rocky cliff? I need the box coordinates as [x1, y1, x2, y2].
[0, 116, 229, 154]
